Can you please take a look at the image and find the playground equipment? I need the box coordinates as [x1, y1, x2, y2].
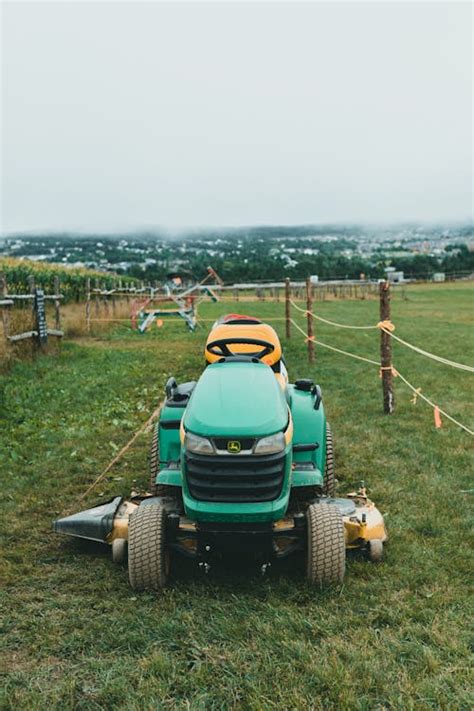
[54, 314, 387, 589]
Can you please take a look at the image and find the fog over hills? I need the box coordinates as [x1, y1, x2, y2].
[2, 222, 472, 283]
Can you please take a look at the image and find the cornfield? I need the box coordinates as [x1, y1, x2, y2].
[0, 258, 137, 301]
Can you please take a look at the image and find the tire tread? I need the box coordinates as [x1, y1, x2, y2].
[306, 502, 345, 586]
[149, 425, 159, 494]
[128, 504, 168, 590]
[323, 424, 336, 497]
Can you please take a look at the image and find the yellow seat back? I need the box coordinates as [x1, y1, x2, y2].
[205, 323, 282, 367]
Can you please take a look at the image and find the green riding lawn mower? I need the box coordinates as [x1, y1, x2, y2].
[54, 314, 387, 589]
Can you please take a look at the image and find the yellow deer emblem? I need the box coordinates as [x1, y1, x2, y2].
[227, 440, 241, 454]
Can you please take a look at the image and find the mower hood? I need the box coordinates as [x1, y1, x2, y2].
[184, 361, 288, 437]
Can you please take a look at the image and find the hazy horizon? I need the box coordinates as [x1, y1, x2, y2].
[3, 217, 472, 242]
[2, 1, 473, 234]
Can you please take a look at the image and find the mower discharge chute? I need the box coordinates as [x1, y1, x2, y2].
[54, 314, 387, 589]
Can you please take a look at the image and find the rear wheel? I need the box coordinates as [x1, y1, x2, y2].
[322, 424, 336, 497]
[149, 425, 159, 494]
[149, 424, 172, 496]
[306, 502, 345, 587]
[293, 423, 336, 503]
[128, 503, 170, 590]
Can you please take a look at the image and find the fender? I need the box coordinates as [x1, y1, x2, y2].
[288, 384, 326, 488]
[156, 404, 184, 487]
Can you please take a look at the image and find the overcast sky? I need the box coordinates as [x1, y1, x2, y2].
[1, 1, 472, 234]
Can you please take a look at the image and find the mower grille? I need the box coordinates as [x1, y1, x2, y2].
[212, 437, 256, 452]
[185, 451, 286, 503]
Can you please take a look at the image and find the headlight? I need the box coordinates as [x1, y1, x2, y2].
[185, 432, 214, 455]
[254, 432, 285, 455]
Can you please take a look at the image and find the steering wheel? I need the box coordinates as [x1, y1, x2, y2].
[206, 337, 275, 361]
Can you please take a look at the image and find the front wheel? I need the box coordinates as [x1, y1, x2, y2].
[306, 502, 345, 587]
[128, 503, 170, 590]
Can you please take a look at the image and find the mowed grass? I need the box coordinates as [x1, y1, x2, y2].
[0, 283, 473, 710]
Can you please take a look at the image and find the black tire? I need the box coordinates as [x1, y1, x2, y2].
[323, 424, 336, 497]
[149, 424, 159, 494]
[291, 423, 335, 503]
[149, 424, 175, 497]
[306, 502, 345, 587]
[128, 503, 169, 590]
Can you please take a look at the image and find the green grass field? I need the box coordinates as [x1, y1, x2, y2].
[1, 283, 473, 710]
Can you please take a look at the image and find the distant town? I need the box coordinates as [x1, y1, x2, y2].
[1, 223, 473, 283]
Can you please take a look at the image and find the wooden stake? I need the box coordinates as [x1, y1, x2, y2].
[111, 280, 116, 316]
[95, 278, 100, 319]
[102, 281, 109, 317]
[27, 276, 37, 352]
[379, 280, 394, 414]
[54, 276, 61, 330]
[86, 278, 91, 333]
[306, 277, 314, 363]
[285, 277, 291, 339]
[0, 272, 10, 344]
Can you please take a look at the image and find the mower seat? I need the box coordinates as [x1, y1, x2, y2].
[205, 315, 288, 390]
[205, 321, 283, 369]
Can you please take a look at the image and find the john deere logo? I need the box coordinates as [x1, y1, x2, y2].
[227, 440, 241, 454]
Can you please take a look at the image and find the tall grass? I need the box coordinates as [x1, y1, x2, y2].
[0, 257, 137, 301]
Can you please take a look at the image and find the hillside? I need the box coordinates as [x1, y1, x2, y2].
[2, 223, 473, 283]
[0, 283, 472, 709]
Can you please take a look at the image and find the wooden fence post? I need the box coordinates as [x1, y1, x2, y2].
[285, 278, 291, 339]
[27, 275, 37, 352]
[111, 280, 116, 316]
[95, 278, 100, 319]
[86, 278, 91, 333]
[379, 280, 394, 414]
[102, 281, 109, 317]
[0, 272, 10, 345]
[306, 277, 314, 363]
[54, 276, 61, 331]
